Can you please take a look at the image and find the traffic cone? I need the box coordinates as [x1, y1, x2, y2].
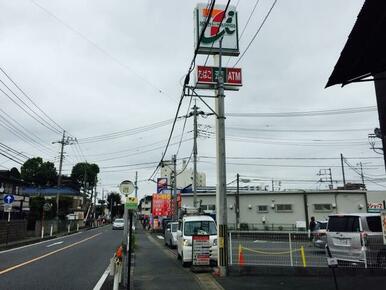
[238, 244, 245, 266]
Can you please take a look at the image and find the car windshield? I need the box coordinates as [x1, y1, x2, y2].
[184, 221, 217, 236]
[171, 224, 178, 232]
[114, 219, 124, 223]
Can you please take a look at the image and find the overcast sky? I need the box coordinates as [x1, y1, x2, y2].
[0, 0, 383, 200]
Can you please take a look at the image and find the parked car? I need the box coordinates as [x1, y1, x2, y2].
[313, 220, 328, 248]
[164, 221, 178, 248]
[112, 218, 124, 230]
[177, 215, 218, 267]
[326, 213, 386, 267]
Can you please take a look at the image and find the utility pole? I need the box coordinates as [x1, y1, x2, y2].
[193, 103, 198, 208]
[340, 153, 346, 188]
[214, 37, 228, 276]
[172, 155, 178, 219]
[235, 174, 240, 230]
[359, 162, 366, 188]
[135, 171, 138, 199]
[329, 168, 333, 189]
[53, 131, 75, 222]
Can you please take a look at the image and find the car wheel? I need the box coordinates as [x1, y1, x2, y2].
[170, 240, 173, 248]
[377, 252, 386, 268]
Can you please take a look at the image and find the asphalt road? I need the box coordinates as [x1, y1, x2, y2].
[0, 225, 122, 290]
[230, 235, 327, 267]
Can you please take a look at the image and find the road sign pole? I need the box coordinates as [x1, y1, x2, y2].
[122, 194, 128, 287]
[127, 210, 133, 290]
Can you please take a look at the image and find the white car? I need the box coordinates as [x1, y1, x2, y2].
[165, 222, 178, 248]
[112, 218, 124, 230]
[176, 215, 218, 267]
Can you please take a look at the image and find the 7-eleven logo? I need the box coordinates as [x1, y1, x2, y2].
[201, 7, 236, 44]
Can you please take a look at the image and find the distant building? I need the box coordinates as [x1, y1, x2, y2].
[160, 160, 206, 190]
[180, 188, 368, 230]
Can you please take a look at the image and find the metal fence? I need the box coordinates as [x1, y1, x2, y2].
[227, 223, 302, 232]
[228, 231, 386, 269]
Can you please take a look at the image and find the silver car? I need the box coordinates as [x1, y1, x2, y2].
[326, 213, 386, 267]
[164, 222, 178, 248]
[313, 220, 328, 248]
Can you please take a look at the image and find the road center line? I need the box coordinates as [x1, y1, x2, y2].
[0, 233, 102, 276]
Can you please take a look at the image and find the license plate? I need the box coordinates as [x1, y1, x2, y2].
[334, 238, 350, 246]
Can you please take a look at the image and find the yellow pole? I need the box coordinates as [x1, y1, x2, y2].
[300, 246, 307, 268]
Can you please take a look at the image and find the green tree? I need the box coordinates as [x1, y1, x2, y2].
[9, 167, 21, 179]
[70, 162, 100, 194]
[21, 157, 58, 186]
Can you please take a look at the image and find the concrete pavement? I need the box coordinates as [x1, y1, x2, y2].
[134, 227, 223, 290]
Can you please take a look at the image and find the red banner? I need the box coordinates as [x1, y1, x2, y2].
[152, 193, 171, 217]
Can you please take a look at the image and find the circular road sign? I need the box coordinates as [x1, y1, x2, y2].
[3, 194, 14, 204]
[119, 180, 134, 195]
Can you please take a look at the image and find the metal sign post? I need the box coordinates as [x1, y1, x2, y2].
[3, 195, 14, 246]
[119, 180, 135, 289]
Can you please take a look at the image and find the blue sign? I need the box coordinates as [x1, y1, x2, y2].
[3, 194, 14, 204]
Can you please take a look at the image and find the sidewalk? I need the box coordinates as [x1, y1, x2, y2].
[133, 227, 202, 290]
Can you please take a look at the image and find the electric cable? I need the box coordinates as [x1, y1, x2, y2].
[233, 0, 278, 67]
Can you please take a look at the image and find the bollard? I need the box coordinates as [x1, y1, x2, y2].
[300, 246, 307, 268]
[41, 226, 44, 239]
[68, 224, 70, 234]
[50, 225, 53, 237]
[77, 223, 79, 232]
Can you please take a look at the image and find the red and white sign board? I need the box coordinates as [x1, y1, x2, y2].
[196, 65, 242, 88]
[192, 235, 210, 266]
[381, 210, 386, 245]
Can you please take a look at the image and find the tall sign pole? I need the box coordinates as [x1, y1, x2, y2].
[193, 103, 198, 208]
[194, 3, 239, 277]
[214, 37, 228, 276]
[172, 154, 178, 219]
[119, 180, 135, 288]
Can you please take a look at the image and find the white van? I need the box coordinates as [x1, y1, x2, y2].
[176, 215, 218, 267]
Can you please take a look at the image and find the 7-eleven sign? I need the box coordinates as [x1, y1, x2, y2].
[195, 3, 239, 56]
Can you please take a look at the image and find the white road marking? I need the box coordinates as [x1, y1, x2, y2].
[253, 240, 267, 243]
[46, 241, 64, 247]
[93, 264, 111, 290]
[0, 232, 82, 255]
[157, 235, 164, 240]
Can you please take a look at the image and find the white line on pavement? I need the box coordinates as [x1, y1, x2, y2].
[46, 241, 64, 247]
[157, 235, 164, 240]
[93, 264, 111, 290]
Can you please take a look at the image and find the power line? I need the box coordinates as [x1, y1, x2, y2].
[233, 0, 278, 67]
[77, 118, 176, 143]
[148, 0, 217, 180]
[0, 85, 60, 134]
[226, 126, 372, 133]
[198, 160, 381, 169]
[227, 106, 377, 118]
[200, 156, 382, 161]
[0, 66, 64, 132]
[30, 0, 177, 103]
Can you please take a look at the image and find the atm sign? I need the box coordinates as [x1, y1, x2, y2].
[197, 66, 242, 86]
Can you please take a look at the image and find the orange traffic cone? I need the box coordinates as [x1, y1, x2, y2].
[238, 244, 245, 266]
[116, 245, 123, 260]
